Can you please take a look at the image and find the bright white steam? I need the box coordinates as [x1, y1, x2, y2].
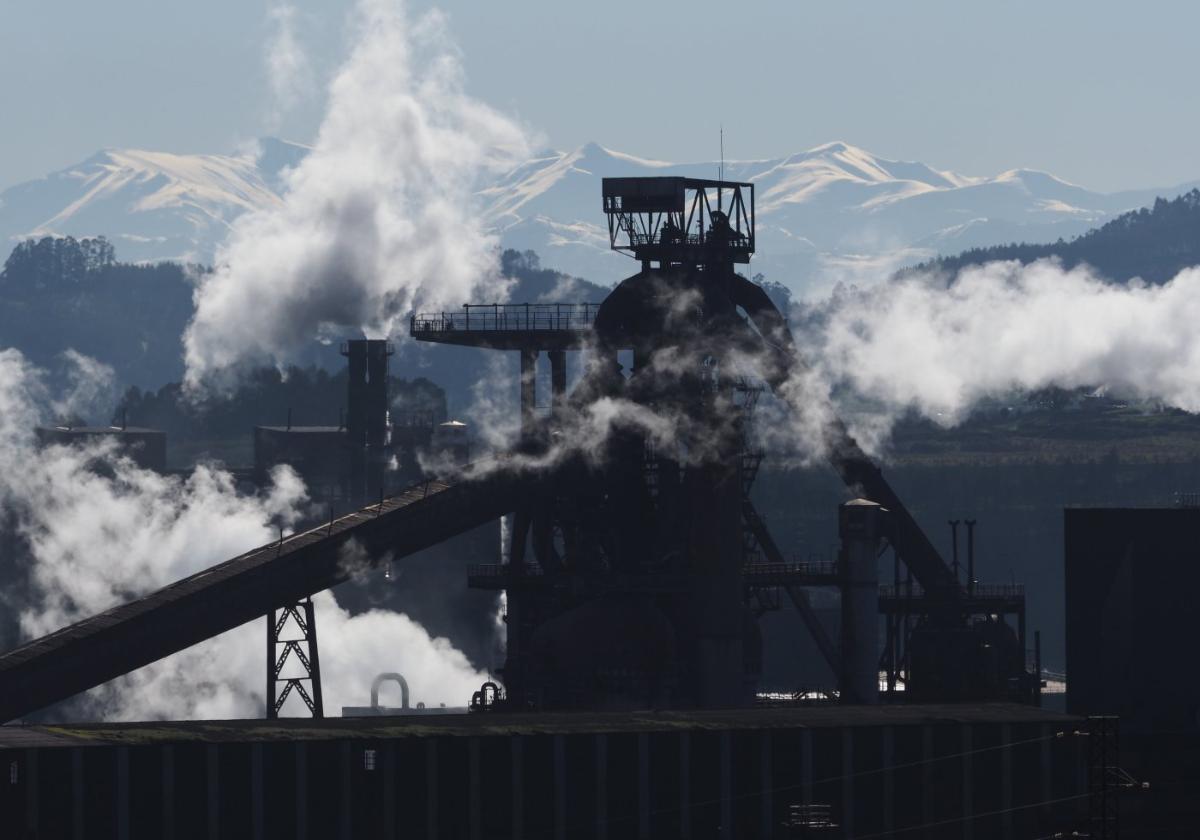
[0, 349, 486, 720]
[785, 259, 1200, 456]
[185, 0, 530, 389]
[264, 2, 313, 126]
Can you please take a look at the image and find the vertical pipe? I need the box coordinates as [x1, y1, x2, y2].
[965, 519, 977, 593]
[1035, 630, 1043, 706]
[266, 610, 276, 719]
[840, 500, 884, 704]
[304, 598, 324, 719]
[1018, 606, 1027, 678]
[948, 520, 960, 584]
[365, 340, 391, 449]
[801, 730, 813, 807]
[519, 349, 538, 436]
[343, 340, 368, 447]
[549, 350, 567, 413]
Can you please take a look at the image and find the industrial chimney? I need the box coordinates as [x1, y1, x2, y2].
[839, 499, 886, 705]
[342, 339, 393, 449]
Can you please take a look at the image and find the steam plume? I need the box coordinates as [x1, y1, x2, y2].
[0, 349, 487, 719]
[185, 0, 530, 389]
[784, 259, 1200, 456]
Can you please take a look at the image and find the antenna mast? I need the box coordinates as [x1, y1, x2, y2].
[718, 125, 724, 211]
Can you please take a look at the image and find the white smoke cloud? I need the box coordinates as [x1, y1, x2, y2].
[185, 0, 530, 389]
[87, 595, 489, 721]
[0, 348, 488, 720]
[264, 2, 313, 126]
[781, 258, 1200, 457]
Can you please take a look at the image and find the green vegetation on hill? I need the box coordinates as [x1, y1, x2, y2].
[918, 189, 1200, 284]
[0, 235, 197, 388]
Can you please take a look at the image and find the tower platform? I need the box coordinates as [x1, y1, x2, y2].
[410, 303, 599, 351]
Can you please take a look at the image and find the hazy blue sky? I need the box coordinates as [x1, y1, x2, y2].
[0, 0, 1194, 192]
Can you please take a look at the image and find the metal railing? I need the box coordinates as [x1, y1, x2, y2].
[743, 560, 840, 578]
[626, 231, 751, 250]
[466, 563, 543, 578]
[411, 303, 601, 335]
[878, 582, 1025, 599]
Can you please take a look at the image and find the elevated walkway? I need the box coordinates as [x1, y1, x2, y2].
[410, 303, 599, 350]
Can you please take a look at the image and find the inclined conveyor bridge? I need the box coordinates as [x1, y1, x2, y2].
[0, 467, 535, 722]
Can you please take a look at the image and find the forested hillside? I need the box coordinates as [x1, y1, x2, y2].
[0, 236, 196, 387]
[918, 189, 1200, 283]
[0, 239, 609, 404]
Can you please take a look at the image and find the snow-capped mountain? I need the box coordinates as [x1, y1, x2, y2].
[483, 141, 1200, 292]
[0, 138, 308, 265]
[2, 138, 1193, 292]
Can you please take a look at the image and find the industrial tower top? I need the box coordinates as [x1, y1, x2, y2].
[602, 176, 754, 268]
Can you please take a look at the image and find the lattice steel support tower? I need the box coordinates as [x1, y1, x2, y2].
[266, 597, 325, 718]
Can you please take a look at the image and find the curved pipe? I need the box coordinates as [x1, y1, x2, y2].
[371, 672, 410, 710]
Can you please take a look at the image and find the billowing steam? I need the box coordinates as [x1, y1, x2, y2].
[263, 2, 313, 127]
[0, 349, 486, 719]
[184, 0, 530, 389]
[780, 259, 1200, 456]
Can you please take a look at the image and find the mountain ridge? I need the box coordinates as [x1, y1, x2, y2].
[3, 138, 1197, 291]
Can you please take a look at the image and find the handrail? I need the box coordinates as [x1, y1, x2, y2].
[743, 561, 840, 578]
[411, 303, 601, 335]
[878, 583, 1025, 599]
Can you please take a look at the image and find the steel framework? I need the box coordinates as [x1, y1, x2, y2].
[266, 597, 324, 718]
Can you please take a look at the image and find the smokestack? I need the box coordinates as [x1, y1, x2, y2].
[965, 519, 976, 594]
[948, 520, 960, 584]
[342, 339, 394, 448]
[840, 499, 885, 705]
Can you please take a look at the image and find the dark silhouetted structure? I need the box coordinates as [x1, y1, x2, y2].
[0, 174, 1087, 837]
[35, 424, 167, 473]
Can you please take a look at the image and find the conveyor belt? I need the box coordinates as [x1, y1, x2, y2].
[0, 467, 534, 722]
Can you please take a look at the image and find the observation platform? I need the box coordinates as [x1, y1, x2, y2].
[410, 303, 599, 351]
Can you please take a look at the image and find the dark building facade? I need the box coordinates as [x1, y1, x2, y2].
[1064, 506, 1200, 834]
[1065, 507, 1200, 732]
[1, 704, 1083, 840]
